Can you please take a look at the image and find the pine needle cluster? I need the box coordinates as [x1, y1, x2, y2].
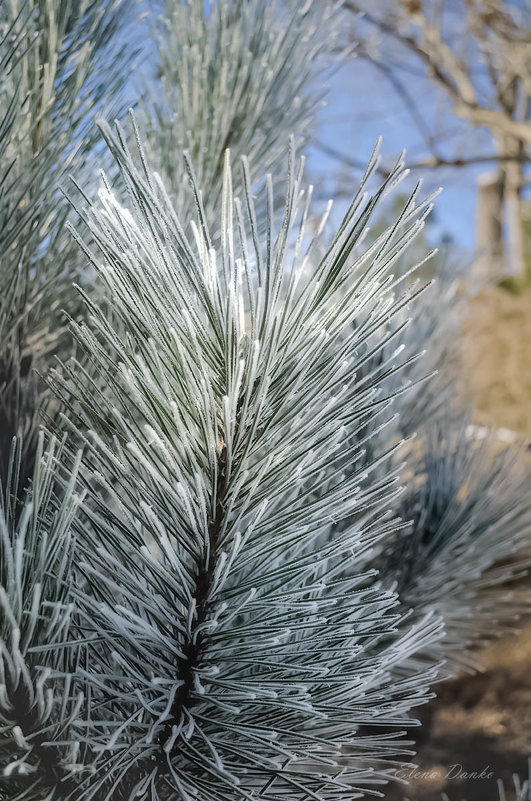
[0, 1, 530, 799]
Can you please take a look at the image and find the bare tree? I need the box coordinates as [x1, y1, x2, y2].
[339, 0, 531, 277]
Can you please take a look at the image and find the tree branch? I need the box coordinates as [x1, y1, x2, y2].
[345, 1, 531, 145]
[157, 445, 227, 763]
[314, 137, 531, 176]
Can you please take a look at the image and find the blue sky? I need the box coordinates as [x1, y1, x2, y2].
[307, 58, 501, 254]
[124, 3, 525, 260]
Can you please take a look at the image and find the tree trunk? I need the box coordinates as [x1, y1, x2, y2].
[475, 171, 504, 280]
[502, 136, 525, 276]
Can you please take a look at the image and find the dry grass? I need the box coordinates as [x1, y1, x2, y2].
[460, 286, 531, 440]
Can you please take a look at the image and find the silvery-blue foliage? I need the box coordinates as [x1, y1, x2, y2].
[381, 414, 531, 673]
[0, 435, 83, 800]
[0, 0, 137, 495]
[142, 0, 341, 224]
[48, 122, 444, 800]
[1, 1, 531, 799]
[0, 1, 136, 796]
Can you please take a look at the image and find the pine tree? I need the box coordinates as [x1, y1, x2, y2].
[0, 435, 83, 798]
[141, 0, 340, 224]
[346, 264, 531, 673]
[0, 1, 530, 799]
[0, 0, 136, 794]
[377, 412, 531, 673]
[52, 120, 442, 800]
[0, 0, 136, 499]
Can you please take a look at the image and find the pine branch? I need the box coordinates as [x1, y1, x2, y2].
[0, 3, 140, 796]
[49, 119, 444, 800]
[0, 435, 84, 800]
[0, 0, 138, 501]
[338, 255, 531, 675]
[142, 0, 342, 226]
[377, 413, 531, 674]
[155, 443, 227, 765]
